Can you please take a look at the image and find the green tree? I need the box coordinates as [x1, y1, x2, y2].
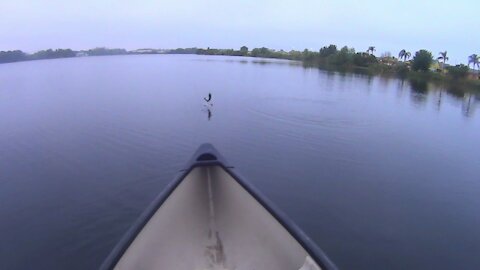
[251, 47, 271, 58]
[259, 47, 270, 56]
[31, 48, 76, 59]
[446, 64, 469, 79]
[353, 52, 377, 67]
[240, 46, 248, 56]
[251, 48, 260, 57]
[334, 46, 354, 66]
[288, 50, 302, 60]
[398, 49, 411, 61]
[412, 50, 433, 71]
[302, 49, 313, 61]
[319, 45, 337, 57]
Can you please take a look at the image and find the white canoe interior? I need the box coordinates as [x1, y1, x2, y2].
[114, 166, 322, 270]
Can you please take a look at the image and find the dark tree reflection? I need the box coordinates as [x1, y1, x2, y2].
[409, 78, 429, 106]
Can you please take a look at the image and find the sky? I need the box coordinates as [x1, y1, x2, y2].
[1, 0, 478, 64]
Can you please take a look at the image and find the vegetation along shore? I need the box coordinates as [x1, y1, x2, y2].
[1, 46, 479, 92]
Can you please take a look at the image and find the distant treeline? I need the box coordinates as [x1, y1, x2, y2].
[195, 45, 378, 65]
[1, 45, 478, 90]
[194, 46, 479, 86]
[166, 48, 198, 54]
[173, 45, 478, 92]
[0, 48, 128, 64]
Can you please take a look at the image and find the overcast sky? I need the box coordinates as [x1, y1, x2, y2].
[1, 0, 477, 64]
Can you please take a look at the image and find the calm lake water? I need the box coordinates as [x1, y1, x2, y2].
[0, 55, 479, 270]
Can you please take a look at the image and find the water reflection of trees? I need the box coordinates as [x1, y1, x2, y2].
[301, 65, 478, 118]
[462, 94, 475, 117]
[408, 78, 429, 106]
[443, 85, 476, 117]
[409, 78, 429, 93]
[396, 79, 407, 98]
[405, 77, 477, 117]
[378, 76, 390, 90]
[436, 90, 443, 111]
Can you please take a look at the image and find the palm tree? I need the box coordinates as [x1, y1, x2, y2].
[438, 51, 448, 63]
[367, 46, 376, 55]
[398, 49, 411, 62]
[437, 51, 449, 72]
[404, 52, 411, 61]
[468, 54, 479, 70]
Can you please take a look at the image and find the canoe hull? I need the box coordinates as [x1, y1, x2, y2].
[100, 144, 336, 270]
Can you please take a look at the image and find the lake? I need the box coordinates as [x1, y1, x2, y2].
[0, 55, 479, 270]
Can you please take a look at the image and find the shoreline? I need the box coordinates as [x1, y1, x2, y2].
[1, 48, 479, 93]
